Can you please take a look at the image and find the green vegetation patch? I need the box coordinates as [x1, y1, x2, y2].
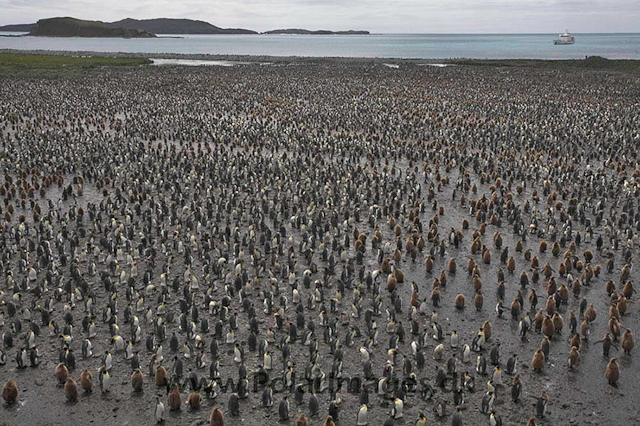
[0, 52, 151, 78]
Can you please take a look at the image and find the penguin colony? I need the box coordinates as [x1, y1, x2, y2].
[0, 59, 638, 425]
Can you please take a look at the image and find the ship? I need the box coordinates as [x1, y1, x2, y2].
[554, 31, 575, 45]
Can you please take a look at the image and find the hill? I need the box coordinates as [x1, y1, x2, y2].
[110, 18, 256, 34]
[263, 29, 370, 35]
[0, 23, 34, 32]
[4, 18, 369, 36]
[29, 17, 156, 38]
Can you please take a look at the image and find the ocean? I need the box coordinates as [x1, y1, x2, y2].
[0, 32, 639, 59]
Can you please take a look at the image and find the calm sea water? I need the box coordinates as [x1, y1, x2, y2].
[1, 33, 639, 59]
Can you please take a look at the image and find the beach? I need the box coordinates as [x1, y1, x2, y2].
[0, 52, 639, 426]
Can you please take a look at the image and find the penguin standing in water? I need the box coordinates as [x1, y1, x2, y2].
[356, 404, 368, 425]
[279, 396, 290, 421]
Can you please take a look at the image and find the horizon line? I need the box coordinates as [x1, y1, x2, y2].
[0, 29, 639, 36]
[0, 18, 638, 35]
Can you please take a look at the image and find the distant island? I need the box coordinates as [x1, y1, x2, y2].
[0, 17, 369, 37]
[28, 17, 156, 38]
[263, 29, 370, 35]
[109, 18, 257, 35]
[0, 23, 34, 32]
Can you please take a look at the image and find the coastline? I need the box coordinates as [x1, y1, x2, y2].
[1, 33, 639, 61]
[2, 48, 640, 73]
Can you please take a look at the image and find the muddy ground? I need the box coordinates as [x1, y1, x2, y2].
[0, 57, 639, 426]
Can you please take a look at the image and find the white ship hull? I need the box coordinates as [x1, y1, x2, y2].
[554, 31, 575, 45]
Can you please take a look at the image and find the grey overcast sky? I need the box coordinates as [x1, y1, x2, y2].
[1, 0, 639, 33]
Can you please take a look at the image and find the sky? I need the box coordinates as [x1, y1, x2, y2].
[1, 0, 639, 33]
